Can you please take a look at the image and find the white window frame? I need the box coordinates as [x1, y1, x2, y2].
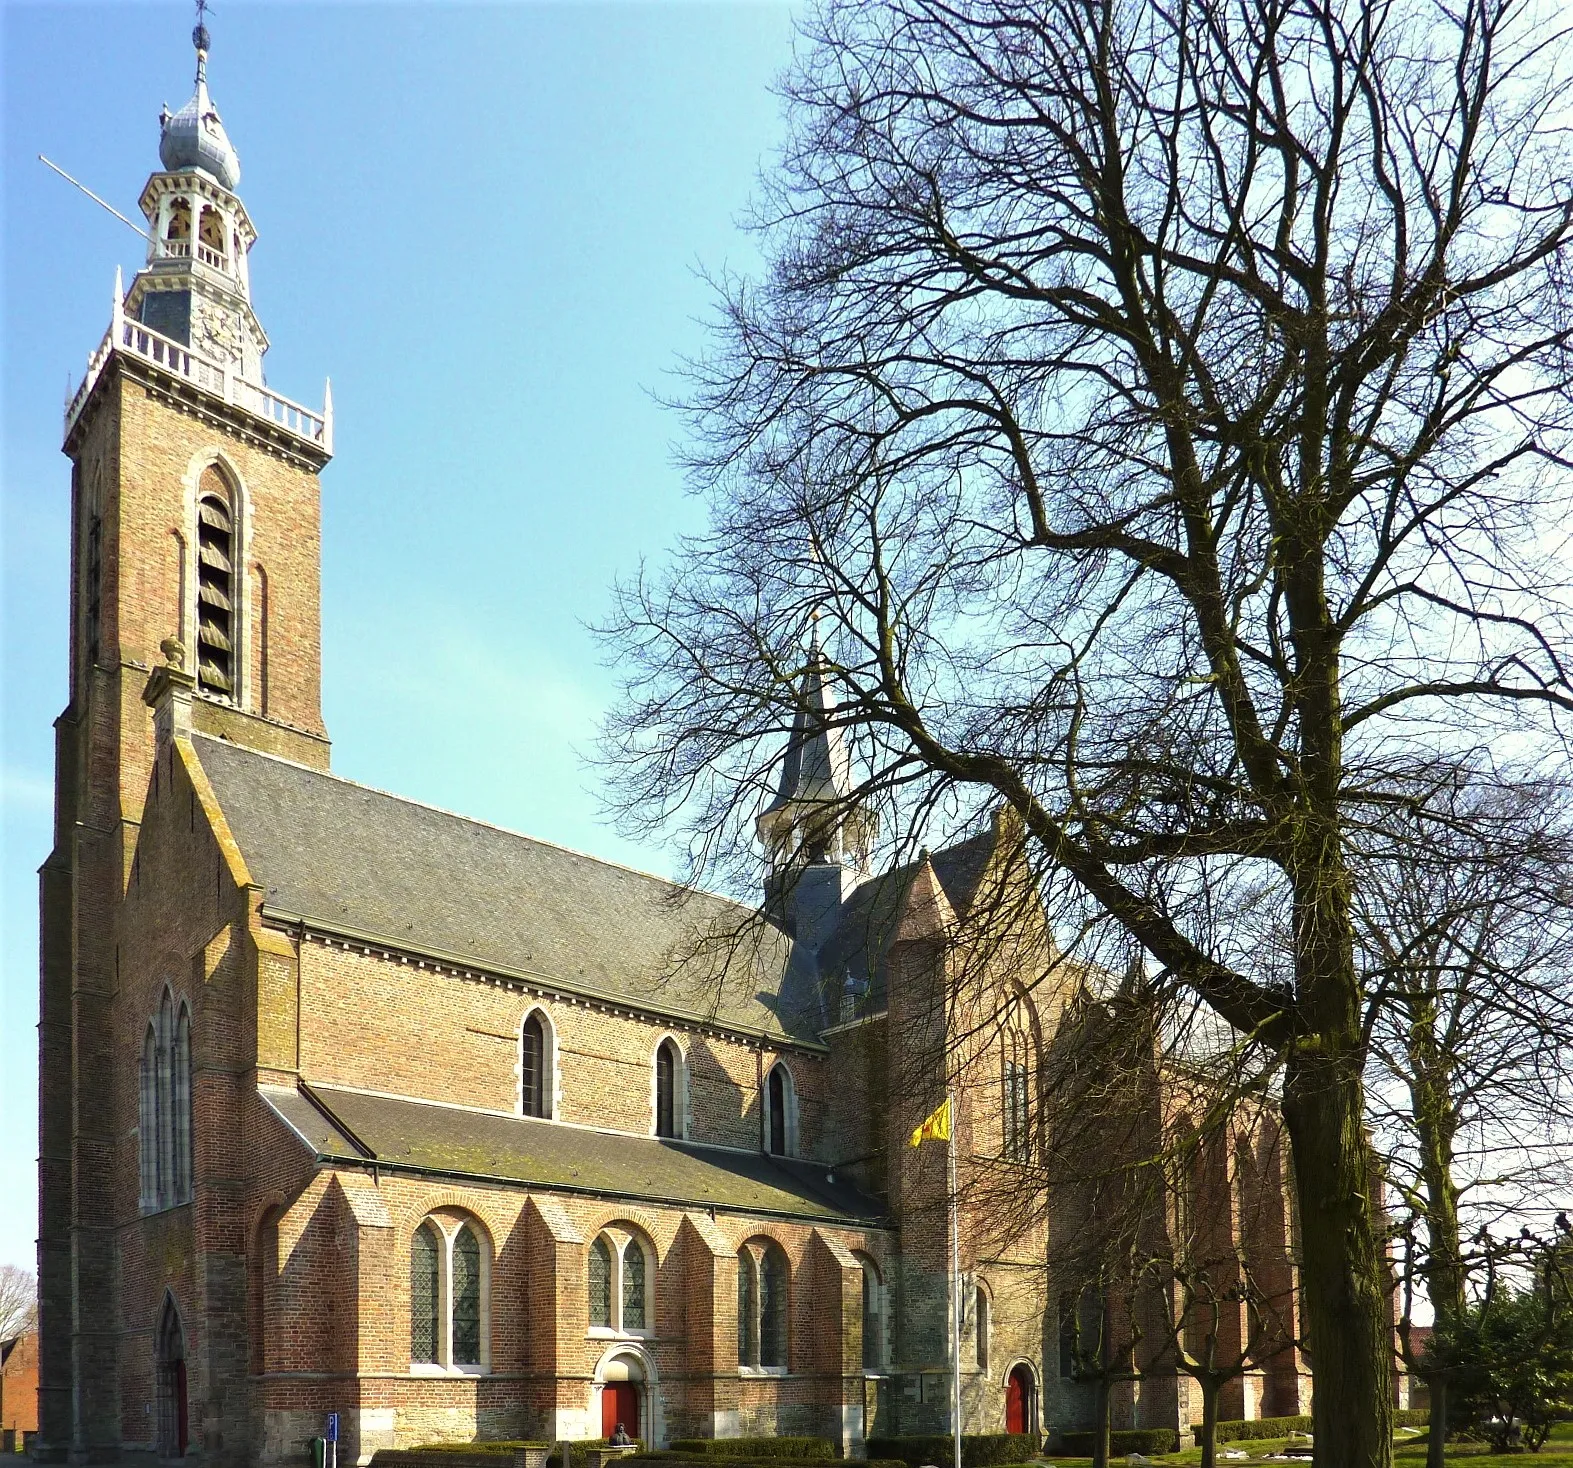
[410, 1215, 492, 1376]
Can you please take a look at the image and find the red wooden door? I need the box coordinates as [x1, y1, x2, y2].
[601, 1382, 639, 1441]
[1004, 1365, 1028, 1434]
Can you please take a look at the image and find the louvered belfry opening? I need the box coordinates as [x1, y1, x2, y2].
[196, 469, 235, 698]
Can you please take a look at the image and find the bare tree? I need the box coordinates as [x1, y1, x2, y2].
[1356, 771, 1573, 1464]
[601, 0, 1573, 1459]
[0, 1266, 37, 1341]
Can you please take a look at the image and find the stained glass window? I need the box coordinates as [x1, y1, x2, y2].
[737, 1250, 757, 1366]
[139, 1025, 158, 1208]
[172, 1006, 192, 1203]
[452, 1225, 482, 1365]
[590, 1236, 613, 1328]
[622, 1241, 647, 1330]
[411, 1224, 440, 1364]
[760, 1243, 788, 1368]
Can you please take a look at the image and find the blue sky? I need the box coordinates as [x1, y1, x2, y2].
[1, 1, 800, 1276]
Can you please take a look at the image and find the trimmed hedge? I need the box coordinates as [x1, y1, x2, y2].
[408, 1450, 550, 1457]
[1203, 1416, 1311, 1444]
[629, 1457, 846, 1467]
[623, 1460, 901, 1468]
[668, 1445, 834, 1461]
[866, 1435, 1041, 1468]
[1394, 1409, 1431, 1428]
[1057, 1430, 1179, 1455]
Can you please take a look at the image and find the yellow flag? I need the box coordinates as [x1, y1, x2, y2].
[909, 1097, 951, 1147]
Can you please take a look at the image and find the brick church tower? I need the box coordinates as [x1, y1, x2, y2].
[37, 19, 332, 1458]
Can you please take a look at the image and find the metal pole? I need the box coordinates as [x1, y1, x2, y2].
[38, 156, 152, 240]
[949, 1095, 962, 1468]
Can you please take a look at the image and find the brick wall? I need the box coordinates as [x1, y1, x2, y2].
[0, 1332, 39, 1436]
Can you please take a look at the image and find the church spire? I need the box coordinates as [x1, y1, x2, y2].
[757, 626, 877, 945]
[125, 6, 265, 378]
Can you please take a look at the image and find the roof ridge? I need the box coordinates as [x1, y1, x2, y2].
[189, 732, 744, 910]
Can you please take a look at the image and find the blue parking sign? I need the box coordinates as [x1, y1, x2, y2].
[326, 1414, 339, 1443]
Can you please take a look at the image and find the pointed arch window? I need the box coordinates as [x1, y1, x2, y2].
[140, 991, 193, 1212]
[974, 1283, 990, 1371]
[411, 1223, 440, 1364]
[139, 1025, 158, 1208]
[588, 1229, 653, 1337]
[622, 1239, 647, 1330]
[760, 1241, 789, 1367]
[765, 1063, 797, 1157]
[172, 1005, 192, 1201]
[589, 1236, 613, 1329]
[195, 475, 235, 698]
[1002, 1022, 1033, 1163]
[451, 1225, 482, 1366]
[738, 1239, 790, 1371]
[410, 1215, 490, 1372]
[859, 1256, 886, 1370]
[521, 1011, 552, 1118]
[656, 1042, 676, 1138]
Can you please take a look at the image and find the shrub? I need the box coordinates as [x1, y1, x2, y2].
[1393, 1409, 1431, 1428]
[1056, 1429, 1179, 1454]
[668, 1445, 834, 1461]
[865, 1434, 1040, 1468]
[625, 1458, 845, 1468]
[409, 1450, 550, 1458]
[1204, 1417, 1312, 1444]
[625, 1460, 899, 1468]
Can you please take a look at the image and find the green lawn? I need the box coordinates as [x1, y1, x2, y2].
[1035, 1420, 1573, 1468]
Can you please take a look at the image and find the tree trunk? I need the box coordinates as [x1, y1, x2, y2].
[1407, 1003, 1464, 1468]
[1198, 1378, 1221, 1468]
[1282, 1050, 1395, 1467]
[1091, 1377, 1111, 1468]
[1425, 1376, 1447, 1468]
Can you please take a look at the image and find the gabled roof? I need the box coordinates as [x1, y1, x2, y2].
[192, 735, 822, 1041]
[819, 829, 998, 1000]
[263, 1083, 887, 1226]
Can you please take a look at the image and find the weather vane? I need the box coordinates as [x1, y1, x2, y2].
[192, 0, 213, 85]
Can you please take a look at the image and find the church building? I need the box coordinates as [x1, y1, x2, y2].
[36, 25, 1307, 1466]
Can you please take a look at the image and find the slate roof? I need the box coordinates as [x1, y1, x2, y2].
[819, 831, 997, 1005]
[262, 1082, 887, 1226]
[192, 735, 822, 1041]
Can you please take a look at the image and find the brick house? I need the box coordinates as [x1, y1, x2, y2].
[36, 22, 1308, 1467]
[1, 1331, 38, 1451]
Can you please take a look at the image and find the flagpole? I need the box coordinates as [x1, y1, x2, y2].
[948, 1092, 962, 1468]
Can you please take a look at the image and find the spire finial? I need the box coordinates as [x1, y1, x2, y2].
[193, 0, 211, 87]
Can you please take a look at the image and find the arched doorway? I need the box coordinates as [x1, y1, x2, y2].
[1004, 1362, 1035, 1436]
[599, 1352, 644, 1441]
[156, 1295, 188, 1457]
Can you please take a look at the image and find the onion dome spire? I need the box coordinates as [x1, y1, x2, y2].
[158, 2, 241, 191]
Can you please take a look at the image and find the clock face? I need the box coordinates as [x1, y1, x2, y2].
[192, 301, 242, 361]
